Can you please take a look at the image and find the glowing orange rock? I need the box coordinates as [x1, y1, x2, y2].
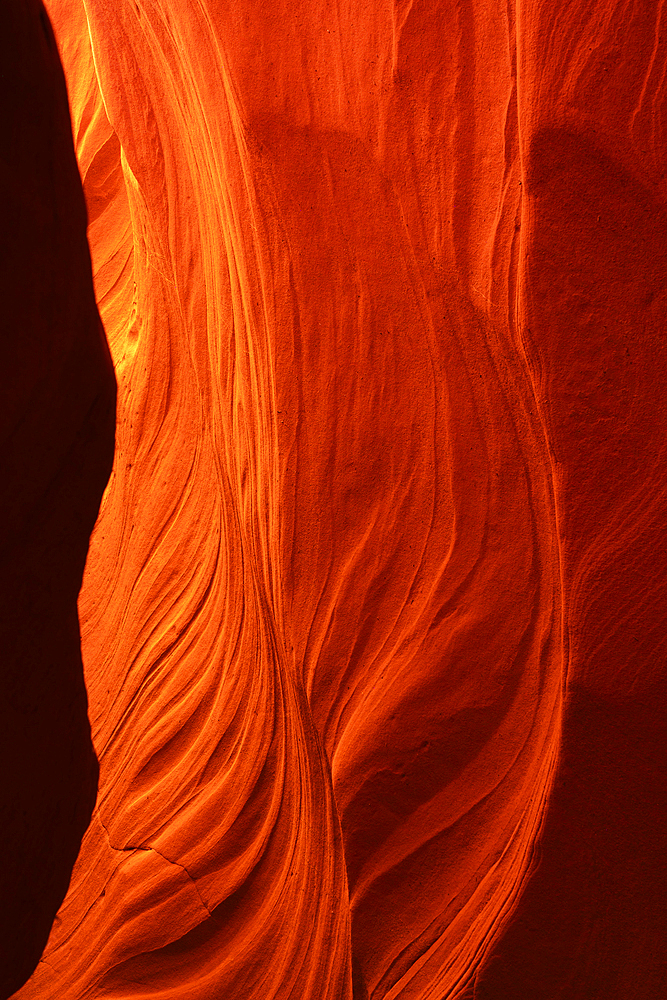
[12, 1, 667, 998]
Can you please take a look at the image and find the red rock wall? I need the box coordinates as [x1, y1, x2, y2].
[10, 1, 667, 998]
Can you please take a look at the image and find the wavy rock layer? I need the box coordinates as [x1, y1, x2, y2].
[15, 1, 667, 998]
[0, 3, 115, 996]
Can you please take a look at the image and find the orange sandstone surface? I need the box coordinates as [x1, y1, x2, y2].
[7, 0, 667, 998]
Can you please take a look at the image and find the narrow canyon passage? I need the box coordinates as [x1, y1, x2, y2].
[4, 1, 667, 998]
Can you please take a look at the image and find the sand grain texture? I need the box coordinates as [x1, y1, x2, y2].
[11, 1, 667, 998]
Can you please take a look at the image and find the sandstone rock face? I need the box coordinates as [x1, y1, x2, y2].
[10, 1, 667, 998]
[0, 3, 115, 996]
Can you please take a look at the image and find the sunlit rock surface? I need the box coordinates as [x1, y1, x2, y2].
[13, 1, 667, 998]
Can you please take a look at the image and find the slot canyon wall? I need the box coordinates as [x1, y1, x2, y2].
[3, 0, 667, 998]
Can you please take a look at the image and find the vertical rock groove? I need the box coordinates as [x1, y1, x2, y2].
[9, 1, 667, 998]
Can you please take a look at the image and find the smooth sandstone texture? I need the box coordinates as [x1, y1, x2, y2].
[13, 1, 667, 998]
[0, 2, 115, 997]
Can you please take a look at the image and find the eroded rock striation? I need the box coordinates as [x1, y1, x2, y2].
[9, 1, 667, 998]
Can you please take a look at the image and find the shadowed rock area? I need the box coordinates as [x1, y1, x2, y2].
[0, 3, 115, 996]
[6, 1, 667, 998]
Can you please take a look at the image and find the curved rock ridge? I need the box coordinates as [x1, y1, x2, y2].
[15, 1, 667, 998]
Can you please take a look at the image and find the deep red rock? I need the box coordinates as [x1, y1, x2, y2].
[8, 1, 667, 997]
